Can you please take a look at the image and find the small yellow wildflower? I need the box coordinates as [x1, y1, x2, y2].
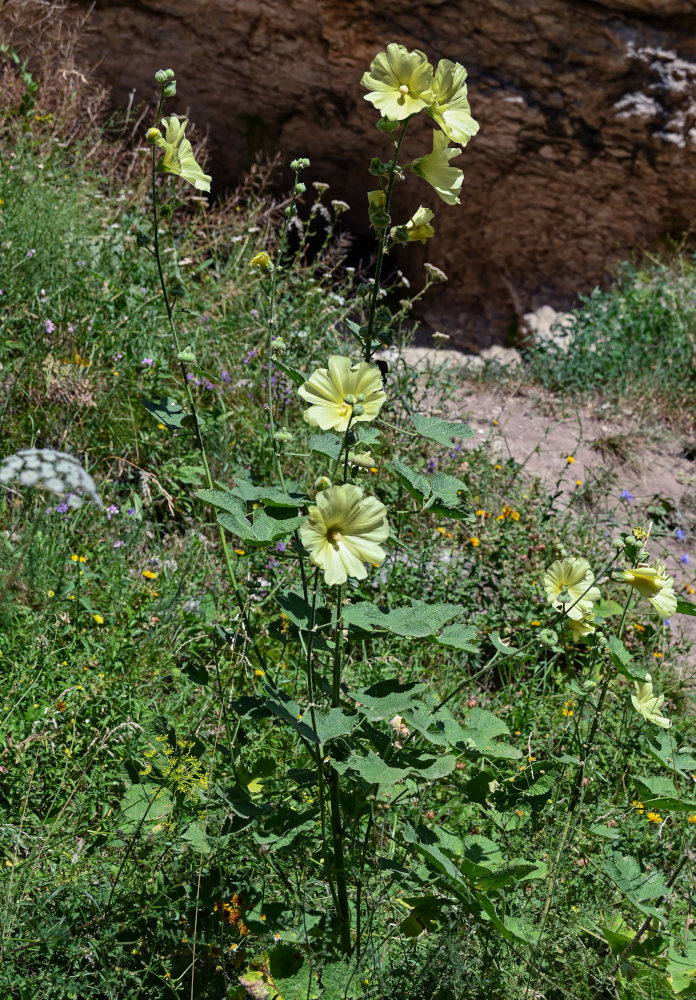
[235, 549, 245, 556]
[562, 701, 574, 717]
[142, 570, 159, 580]
[436, 526, 453, 538]
[70, 554, 87, 563]
[254, 669, 265, 677]
[250, 251, 273, 272]
[529, 620, 541, 626]
[575, 480, 582, 487]
[47, 590, 55, 597]
[566, 456, 575, 464]
[475, 509, 490, 518]
[632, 799, 644, 814]
[646, 811, 663, 824]
[93, 614, 104, 625]
[653, 651, 663, 659]
[157, 422, 166, 429]
[468, 537, 480, 546]
[688, 815, 696, 823]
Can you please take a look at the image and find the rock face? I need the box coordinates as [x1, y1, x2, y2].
[19, 0, 696, 346]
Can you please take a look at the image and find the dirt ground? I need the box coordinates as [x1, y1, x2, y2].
[398, 346, 696, 669]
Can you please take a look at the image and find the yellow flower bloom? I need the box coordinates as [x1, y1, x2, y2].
[153, 116, 211, 192]
[427, 59, 479, 146]
[631, 675, 671, 729]
[361, 44, 434, 121]
[142, 570, 159, 580]
[300, 484, 389, 586]
[298, 356, 386, 432]
[394, 205, 435, 244]
[93, 614, 104, 625]
[250, 251, 273, 272]
[409, 131, 464, 205]
[615, 563, 676, 620]
[543, 557, 600, 621]
[564, 606, 597, 640]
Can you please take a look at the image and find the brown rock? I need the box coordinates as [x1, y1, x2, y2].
[8, 0, 696, 346]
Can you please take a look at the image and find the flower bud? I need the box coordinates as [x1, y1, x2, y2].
[348, 451, 374, 469]
[290, 157, 310, 171]
[146, 127, 162, 144]
[162, 81, 177, 98]
[352, 403, 365, 417]
[295, 181, 306, 194]
[315, 475, 332, 491]
[273, 427, 293, 443]
[271, 336, 287, 352]
[250, 251, 273, 273]
[343, 394, 355, 406]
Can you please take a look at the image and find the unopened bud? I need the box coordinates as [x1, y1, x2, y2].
[146, 127, 162, 144]
[352, 403, 365, 417]
[290, 157, 310, 171]
[271, 337, 287, 352]
[295, 181, 306, 195]
[162, 81, 177, 98]
[315, 476, 332, 491]
[273, 427, 293, 443]
[343, 394, 355, 406]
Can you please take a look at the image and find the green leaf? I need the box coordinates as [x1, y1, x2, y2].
[331, 750, 410, 787]
[459, 708, 521, 760]
[588, 823, 621, 840]
[427, 472, 472, 519]
[410, 413, 474, 447]
[273, 358, 307, 386]
[320, 960, 362, 999]
[436, 623, 478, 652]
[594, 598, 625, 619]
[645, 731, 696, 776]
[249, 506, 302, 543]
[309, 433, 342, 461]
[667, 941, 696, 994]
[348, 678, 429, 721]
[276, 592, 331, 631]
[607, 635, 648, 680]
[392, 456, 430, 504]
[182, 662, 209, 686]
[633, 774, 696, 812]
[142, 396, 188, 429]
[343, 599, 464, 637]
[601, 852, 668, 920]
[676, 596, 696, 617]
[311, 707, 358, 744]
[490, 632, 522, 656]
[119, 783, 173, 835]
[197, 488, 246, 515]
[231, 478, 306, 508]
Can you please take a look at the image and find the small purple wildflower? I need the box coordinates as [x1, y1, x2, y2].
[620, 490, 633, 501]
[40, 288, 47, 301]
[675, 529, 686, 541]
[106, 504, 120, 519]
[0, 289, 4, 295]
[127, 508, 136, 516]
[277, 542, 286, 553]
[250, 309, 260, 318]
[221, 369, 232, 383]
[141, 357, 154, 366]
[681, 554, 690, 565]
[266, 557, 279, 569]
[45, 319, 55, 334]
[426, 458, 437, 473]
[186, 372, 194, 381]
[54, 502, 69, 513]
[26, 249, 35, 258]
[113, 539, 125, 548]
[67, 324, 74, 334]
[77, 260, 86, 267]
[113, 352, 123, 362]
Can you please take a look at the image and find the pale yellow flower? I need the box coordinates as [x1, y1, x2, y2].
[393, 205, 435, 244]
[298, 356, 386, 432]
[427, 59, 479, 147]
[250, 251, 273, 272]
[409, 131, 464, 205]
[300, 484, 389, 586]
[615, 563, 676, 620]
[361, 44, 434, 121]
[564, 607, 597, 640]
[153, 116, 211, 192]
[544, 557, 600, 621]
[631, 675, 671, 729]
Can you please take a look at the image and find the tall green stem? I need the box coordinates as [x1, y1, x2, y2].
[363, 120, 410, 363]
[329, 584, 351, 951]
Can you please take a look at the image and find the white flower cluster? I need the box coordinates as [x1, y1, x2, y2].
[0, 448, 102, 508]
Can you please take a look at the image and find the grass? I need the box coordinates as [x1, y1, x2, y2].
[2, 24, 696, 1000]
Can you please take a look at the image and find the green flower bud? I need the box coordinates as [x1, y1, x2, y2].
[155, 68, 175, 82]
[290, 157, 310, 171]
[392, 225, 409, 243]
[352, 403, 365, 417]
[295, 181, 306, 194]
[162, 81, 177, 98]
[315, 475, 332, 491]
[146, 127, 162, 144]
[271, 337, 287, 351]
[343, 394, 355, 406]
[377, 117, 401, 133]
[274, 427, 293, 443]
[538, 628, 558, 648]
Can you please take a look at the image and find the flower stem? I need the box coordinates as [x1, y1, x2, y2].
[363, 120, 410, 363]
[329, 584, 351, 952]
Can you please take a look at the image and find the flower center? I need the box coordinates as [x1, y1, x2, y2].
[399, 84, 409, 95]
[326, 527, 343, 548]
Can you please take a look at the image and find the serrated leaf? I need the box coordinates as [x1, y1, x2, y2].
[491, 632, 522, 656]
[601, 852, 668, 920]
[319, 959, 362, 999]
[231, 478, 306, 507]
[349, 678, 429, 720]
[392, 456, 430, 504]
[197, 488, 246, 515]
[676, 596, 696, 617]
[342, 599, 464, 637]
[276, 592, 332, 631]
[119, 783, 173, 835]
[645, 731, 696, 776]
[273, 358, 307, 386]
[331, 750, 410, 786]
[436, 623, 478, 652]
[410, 412, 474, 447]
[427, 472, 472, 519]
[607, 635, 649, 680]
[633, 774, 696, 812]
[312, 708, 358, 744]
[309, 433, 342, 461]
[142, 396, 188, 429]
[667, 941, 696, 994]
[589, 823, 620, 840]
[594, 598, 625, 619]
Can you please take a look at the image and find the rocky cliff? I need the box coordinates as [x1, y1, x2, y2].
[10, 0, 696, 345]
